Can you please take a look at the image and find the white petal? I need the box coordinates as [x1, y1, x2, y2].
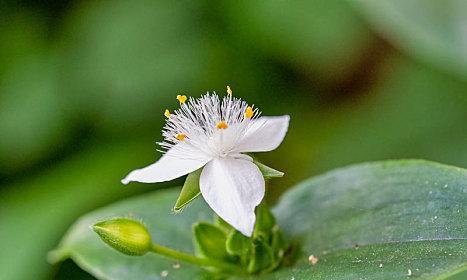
[234, 115, 290, 153]
[199, 157, 265, 236]
[121, 143, 210, 184]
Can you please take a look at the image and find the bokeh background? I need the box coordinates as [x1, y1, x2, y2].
[1, 0, 466, 279]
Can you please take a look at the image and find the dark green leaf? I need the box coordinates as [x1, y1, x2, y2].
[253, 161, 284, 179]
[193, 222, 230, 260]
[51, 160, 467, 279]
[174, 168, 202, 212]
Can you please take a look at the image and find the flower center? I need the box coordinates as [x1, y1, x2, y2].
[159, 87, 260, 159]
[216, 121, 228, 129]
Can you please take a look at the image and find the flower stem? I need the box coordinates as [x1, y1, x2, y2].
[150, 243, 245, 274]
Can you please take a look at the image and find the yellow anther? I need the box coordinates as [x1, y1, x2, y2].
[216, 120, 228, 129]
[164, 109, 171, 118]
[175, 133, 186, 141]
[244, 106, 254, 119]
[176, 95, 187, 104]
[226, 85, 232, 95]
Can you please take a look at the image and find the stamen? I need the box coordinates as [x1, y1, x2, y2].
[175, 133, 186, 141]
[176, 95, 187, 104]
[244, 106, 254, 119]
[226, 85, 232, 95]
[164, 109, 171, 118]
[216, 120, 228, 129]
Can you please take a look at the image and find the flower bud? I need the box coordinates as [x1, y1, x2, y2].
[93, 217, 152, 256]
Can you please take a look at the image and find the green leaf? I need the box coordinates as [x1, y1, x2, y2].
[174, 168, 202, 212]
[226, 230, 251, 262]
[51, 160, 467, 279]
[49, 190, 211, 279]
[193, 222, 230, 260]
[269, 160, 467, 279]
[247, 239, 273, 274]
[270, 227, 287, 262]
[254, 161, 284, 179]
[253, 204, 276, 239]
[350, 0, 467, 80]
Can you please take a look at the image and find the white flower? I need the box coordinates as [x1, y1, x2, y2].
[122, 88, 289, 236]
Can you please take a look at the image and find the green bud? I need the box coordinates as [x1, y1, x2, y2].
[92, 217, 152, 256]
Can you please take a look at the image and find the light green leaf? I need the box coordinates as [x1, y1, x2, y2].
[254, 161, 284, 179]
[193, 222, 230, 260]
[174, 168, 202, 212]
[51, 160, 467, 279]
[226, 230, 250, 260]
[253, 204, 276, 239]
[49, 189, 211, 279]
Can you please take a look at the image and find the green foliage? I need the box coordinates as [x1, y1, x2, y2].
[247, 239, 273, 274]
[225, 0, 371, 82]
[2, 1, 467, 279]
[253, 204, 276, 239]
[226, 230, 250, 261]
[192, 223, 230, 261]
[350, 0, 467, 80]
[0, 139, 157, 280]
[51, 160, 467, 279]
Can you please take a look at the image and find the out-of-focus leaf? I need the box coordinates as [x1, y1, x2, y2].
[225, 0, 371, 82]
[0, 11, 46, 77]
[265, 54, 467, 200]
[51, 160, 466, 279]
[0, 138, 160, 280]
[0, 54, 69, 175]
[61, 0, 209, 132]
[350, 0, 467, 80]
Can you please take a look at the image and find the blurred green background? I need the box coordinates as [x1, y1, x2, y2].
[0, 0, 466, 279]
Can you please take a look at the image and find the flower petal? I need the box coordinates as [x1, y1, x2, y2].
[199, 157, 265, 236]
[121, 143, 210, 184]
[234, 115, 290, 153]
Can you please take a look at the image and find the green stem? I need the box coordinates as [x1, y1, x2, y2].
[150, 243, 245, 274]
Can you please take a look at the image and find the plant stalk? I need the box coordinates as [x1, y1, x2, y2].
[150, 243, 245, 274]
